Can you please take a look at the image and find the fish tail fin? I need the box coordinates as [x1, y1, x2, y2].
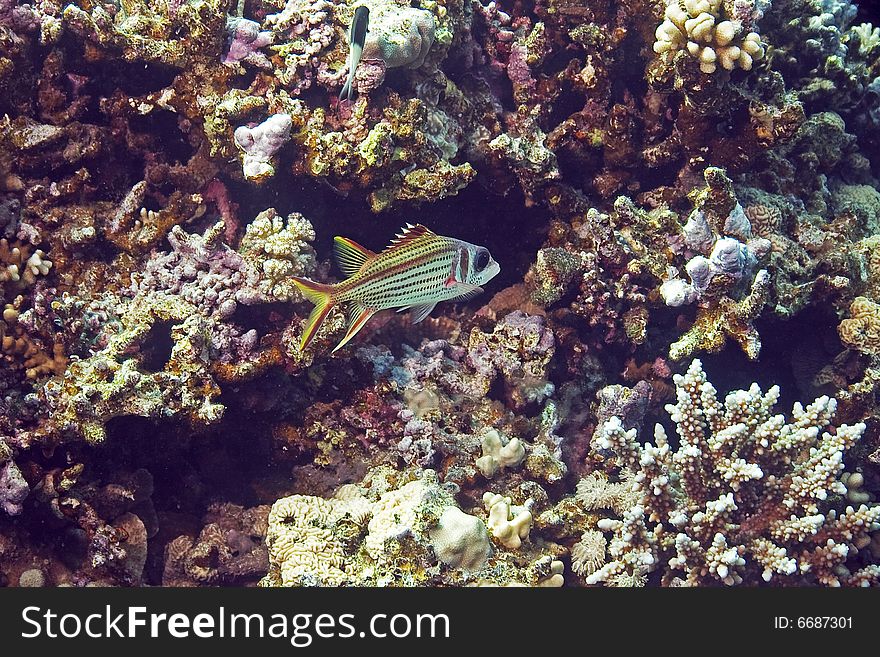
[339, 76, 354, 102]
[292, 277, 335, 352]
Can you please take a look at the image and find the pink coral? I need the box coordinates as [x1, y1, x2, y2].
[223, 16, 273, 69]
[233, 114, 293, 182]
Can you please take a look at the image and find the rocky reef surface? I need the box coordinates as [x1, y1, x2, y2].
[0, 0, 879, 587]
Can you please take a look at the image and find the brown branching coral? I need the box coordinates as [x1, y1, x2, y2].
[669, 268, 771, 360]
[105, 181, 209, 256]
[526, 206, 652, 348]
[34, 293, 223, 446]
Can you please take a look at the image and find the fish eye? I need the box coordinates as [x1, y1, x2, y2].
[475, 249, 491, 271]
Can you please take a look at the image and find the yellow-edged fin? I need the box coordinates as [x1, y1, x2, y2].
[292, 277, 335, 352]
[333, 236, 376, 277]
[332, 303, 376, 353]
[387, 223, 436, 249]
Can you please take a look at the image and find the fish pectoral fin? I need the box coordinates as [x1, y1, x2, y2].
[334, 236, 376, 276]
[409, 302, 438, 324]
[387, 223, 436, 250]
[449, 283, 484, 303]
[332, 304, 376, 353]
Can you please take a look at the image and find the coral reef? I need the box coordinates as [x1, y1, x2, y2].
[261, 468, 560, 586]
[0, 0, 878, 593]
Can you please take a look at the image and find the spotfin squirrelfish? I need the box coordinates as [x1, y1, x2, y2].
[339, 5, 370, 102]
[292, 224, 501, 353]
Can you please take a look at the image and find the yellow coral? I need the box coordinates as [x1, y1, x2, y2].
[839, 296, 880, 355]
[263, 495, 353, 587]
[37, 293, 223, 445]
[238, 208, 317, 302]
[483, 492, 533, 549]
[654, 0, 765, 74]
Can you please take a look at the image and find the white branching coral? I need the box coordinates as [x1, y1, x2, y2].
[654, 0, 766, 74]
[585, 359, 879, 586]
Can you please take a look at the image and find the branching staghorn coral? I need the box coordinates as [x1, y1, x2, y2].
[584, 359, 879, 586]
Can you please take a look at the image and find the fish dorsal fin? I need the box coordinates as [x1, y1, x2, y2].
[387, 223, 436, 250]
[334, 236, 376, 277]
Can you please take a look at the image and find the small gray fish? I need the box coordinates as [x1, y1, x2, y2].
[340, 5, 370, 102]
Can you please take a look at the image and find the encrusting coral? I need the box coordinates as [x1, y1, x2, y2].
[17, 213, 317, 447]
[261, 468, 560, 587]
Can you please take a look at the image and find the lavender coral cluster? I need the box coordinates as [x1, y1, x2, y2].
[660, 168, 771, 310]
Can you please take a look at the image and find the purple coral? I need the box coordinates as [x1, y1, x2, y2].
[709, 237, 748, 279]
[133, 223, 267, 364]
[0, 0, 39, 32]
[0, 460, 29, 516]
[223, 16, 273, 69]
[683, 210, 714, 253]
[233, 114, 293, 182]
[354, 59, 388, 97]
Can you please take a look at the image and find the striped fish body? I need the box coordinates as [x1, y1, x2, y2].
[292, 224, 500, 353]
